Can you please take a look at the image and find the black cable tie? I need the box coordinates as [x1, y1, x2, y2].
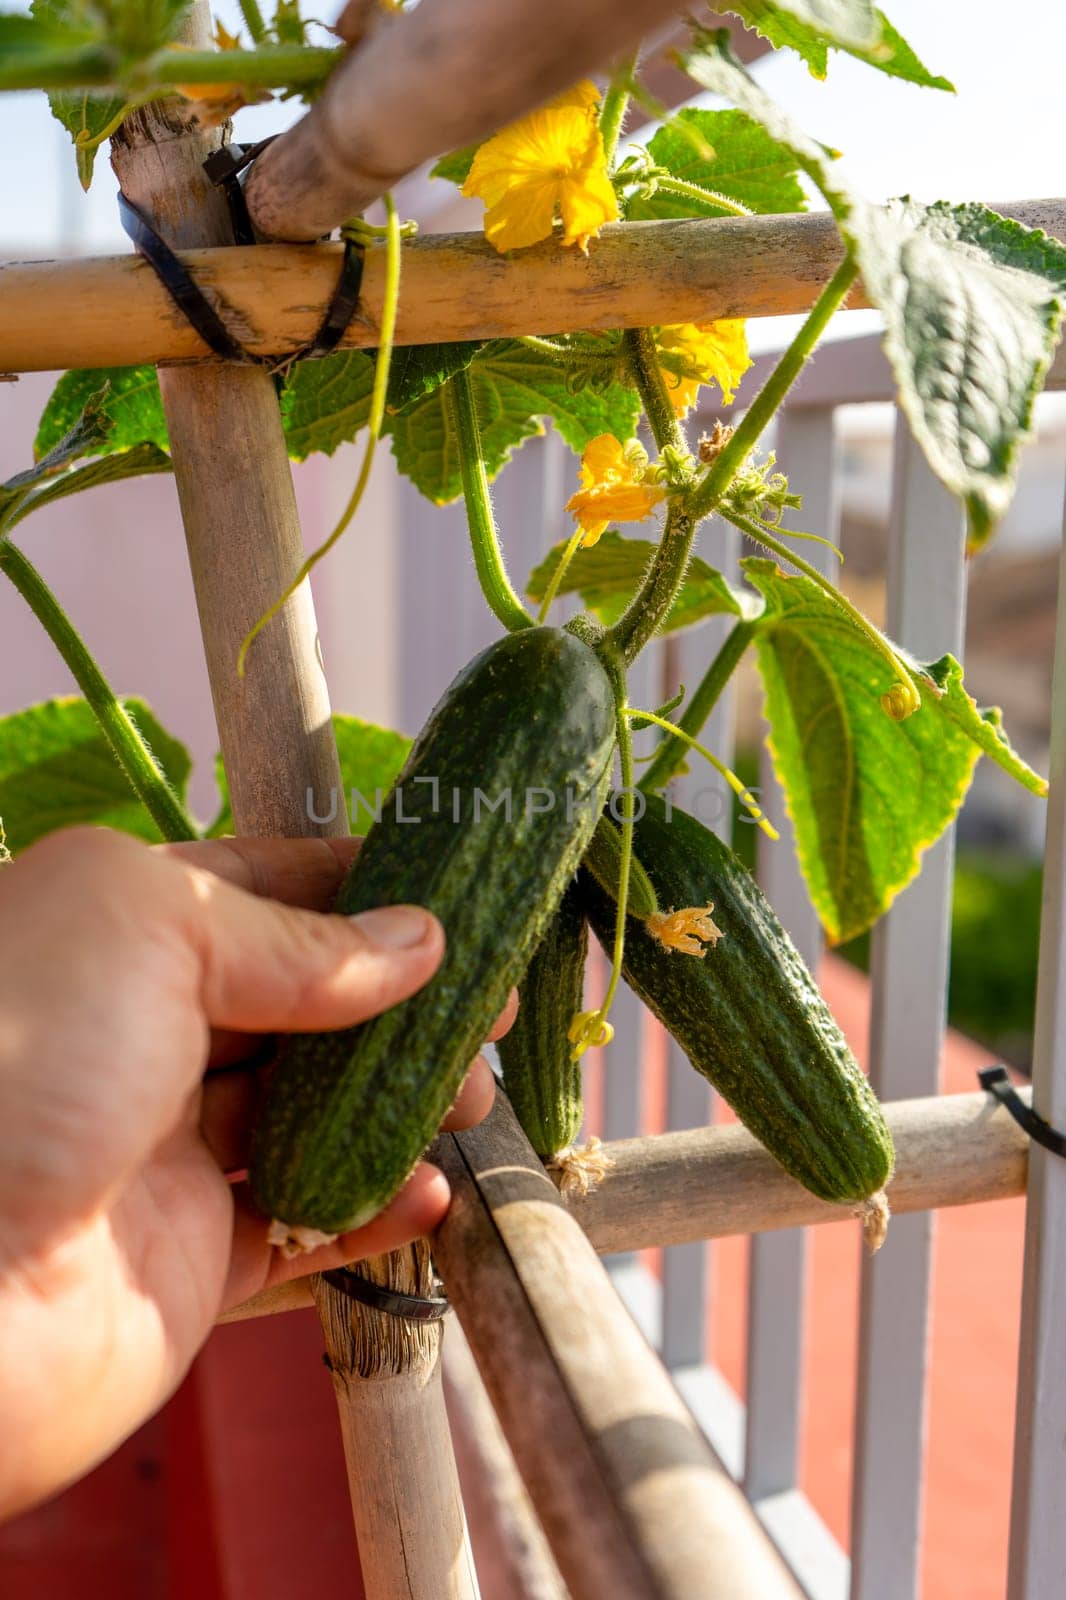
[118, 190, 254, 364]
[320, 1266, 450, 1322]
[204, 139, 366, 361]
[978, 1065, 1066, 1158]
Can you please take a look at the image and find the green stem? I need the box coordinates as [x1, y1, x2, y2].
[724, 508, 920, 715]
[604, 328, 696, 663]
[238, 194, 405, 676]
[0, 541, 197, 842]
[538, 526, 585, 622]
[654, 176, 751, 217]
[689, 257, 859, 524]
[622, 326, 687, 457]
[447, 368, 534, 634]
[142, 44, 340, 90]
[601, 701, 635, 1017]
[599, 53, 638, 169]
[624, 707, 778, 839]
[238, 0, 270, 43]
[639, 618, 758, 792]
[516, 335, 577, 362]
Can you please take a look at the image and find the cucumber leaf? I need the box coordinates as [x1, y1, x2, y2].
[280, 351, 375, 460]
[0, 696, 191, 853]
[208, 713, 412, 837]
[738, 0, 881, 50]
[726, 3, 951, 90]
[2, 444, 172, 537]
[843, 199, 1066, 548]
[677, 27, 848, 212]
[388, 342, 639, 504]
[280, 343, 484, 461]
[744, 558, 1045, 942]
[626, 108, 806, 222]
[386, 341, 484, 413]
[526, 531, 759, 630]
[35, 366, 169, 459]
[429, 144, 480, 188]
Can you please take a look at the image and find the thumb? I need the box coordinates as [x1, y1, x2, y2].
[176, 863, 445, 1034]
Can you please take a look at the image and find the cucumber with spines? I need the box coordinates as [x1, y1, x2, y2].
[580, 793, 894, 1215]
[251, 625, 616, 1241]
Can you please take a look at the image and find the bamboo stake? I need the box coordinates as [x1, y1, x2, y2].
[220, 1086, 1030, 1325]
[243, 0, 703, 240]
[4, 199, 1063, 375]
[429, 1094, 803, 1600]
[109, 8, 475, 1596]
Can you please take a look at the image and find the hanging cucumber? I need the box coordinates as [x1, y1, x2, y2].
[582, 812, 659, 920]
[580, 792, 894, 1246]
[498, 880, 588, 1160]
[250, 625, 616, 1246]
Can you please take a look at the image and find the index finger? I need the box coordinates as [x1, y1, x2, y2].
[159, 836, 361, 911]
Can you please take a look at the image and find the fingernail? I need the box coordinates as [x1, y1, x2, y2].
[351, 904, 433, 950]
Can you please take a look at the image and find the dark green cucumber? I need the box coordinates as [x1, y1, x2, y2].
[580, 793, 893, 1205]
[251, 626, 616, 1237]
[498, 881, 588, 1158]
[583, 813, 659, 920]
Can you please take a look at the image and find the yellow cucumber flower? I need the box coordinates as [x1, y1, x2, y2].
[647, 903, 723, 956]
[462, 81, 619, 254]
[657, 320, 752, 416]
[565, 434, 665, 547]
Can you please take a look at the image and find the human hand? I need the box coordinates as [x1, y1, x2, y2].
[0, 827, 505, 1519]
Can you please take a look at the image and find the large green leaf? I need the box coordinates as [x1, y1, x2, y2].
[280, 342, 485, 461]
[844, 199, 1066, 548]
[526, 531, 758, 630]
[280, 351, 375, 460]
[35, 367, 169, 459]
[208, 713, 412, 837]
[0, 696, 192, 853]
[389, 343, 640, 504]
[744, 558, 1044, 942]
[678, 27, 847, 211]
[627, 108, 806, 222]
[726, 3, 950, 89]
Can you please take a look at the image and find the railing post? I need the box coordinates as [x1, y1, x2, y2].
[849, 419, 967, 1600]
[1006, 486, 1066, 1600]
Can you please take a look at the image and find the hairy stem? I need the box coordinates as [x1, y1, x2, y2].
[639, 618, 758, 793]
[0, 541, 198, 841]
[238, 0, 270, 43]
[599, 53, 638, 169]
[606, 329, 696, 663]
[601, 699, 635, 1017]
[689, 257, 858, 523]
[538, 526, 585, 622]
[447, 368, 534, 633]
[654, 176, 751, 217]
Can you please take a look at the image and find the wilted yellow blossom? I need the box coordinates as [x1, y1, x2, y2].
[462, 82, 619, 254]
[565, 434, 665, 547]
[657, 320, 752, 416]
[647, 903, 723, 956]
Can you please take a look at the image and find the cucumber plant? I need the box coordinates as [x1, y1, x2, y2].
[0, 1, 1062, 1240]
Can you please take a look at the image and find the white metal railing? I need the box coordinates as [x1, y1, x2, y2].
[391, 334, 1066, 1600]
